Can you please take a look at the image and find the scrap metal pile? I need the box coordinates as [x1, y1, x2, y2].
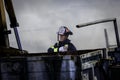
[0, 0, 120, 80]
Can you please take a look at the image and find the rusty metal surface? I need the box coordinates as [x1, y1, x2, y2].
[0, 55, 76, 80]
[0, 48, 105, 57]
[0, 47, 28, 56]
[0, 50, 104, 80]
[0, 0, 10, 47]
[1, 49, 119, 80]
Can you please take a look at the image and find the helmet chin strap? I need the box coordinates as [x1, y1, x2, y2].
[57, 34, 59, 52]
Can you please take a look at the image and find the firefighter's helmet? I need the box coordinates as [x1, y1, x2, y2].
[57, 26, 73, 35]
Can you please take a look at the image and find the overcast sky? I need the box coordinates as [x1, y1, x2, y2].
[6, 0, 120, 53]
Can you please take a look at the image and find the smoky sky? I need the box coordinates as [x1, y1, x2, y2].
[7, 0, 120, 53]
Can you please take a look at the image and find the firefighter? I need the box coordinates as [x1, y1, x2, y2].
[48, 26, 76, 52]
[45, 26, 76, 80]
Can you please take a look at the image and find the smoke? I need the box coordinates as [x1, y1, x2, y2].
[8, 0, 120, 53]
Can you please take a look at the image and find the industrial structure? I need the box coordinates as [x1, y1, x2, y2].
[0, 0, 120, 80]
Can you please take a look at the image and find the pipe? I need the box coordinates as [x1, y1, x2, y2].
[76, 18, 116, 28]
[76, 18, 120, 48]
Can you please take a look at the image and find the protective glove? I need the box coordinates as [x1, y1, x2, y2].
[59, 45, 68, 52]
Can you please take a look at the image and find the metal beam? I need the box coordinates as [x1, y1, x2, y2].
[4, 0, 18, 28]
[0, 0, 10, 47]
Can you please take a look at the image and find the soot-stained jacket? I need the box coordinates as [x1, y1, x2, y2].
[48, 39, 76, 53]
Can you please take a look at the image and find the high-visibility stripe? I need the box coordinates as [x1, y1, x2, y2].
[51, 46, 54, 49]
[50, 46, 58, 52]
[64, 44, 68, 47]
[54, 48, 58, 52]
[50, 44, 68, 52]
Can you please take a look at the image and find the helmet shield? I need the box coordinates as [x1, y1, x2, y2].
[57, 26, 73, 35]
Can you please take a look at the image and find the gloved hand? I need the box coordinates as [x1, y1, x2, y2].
[59, 45, 68, 52]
